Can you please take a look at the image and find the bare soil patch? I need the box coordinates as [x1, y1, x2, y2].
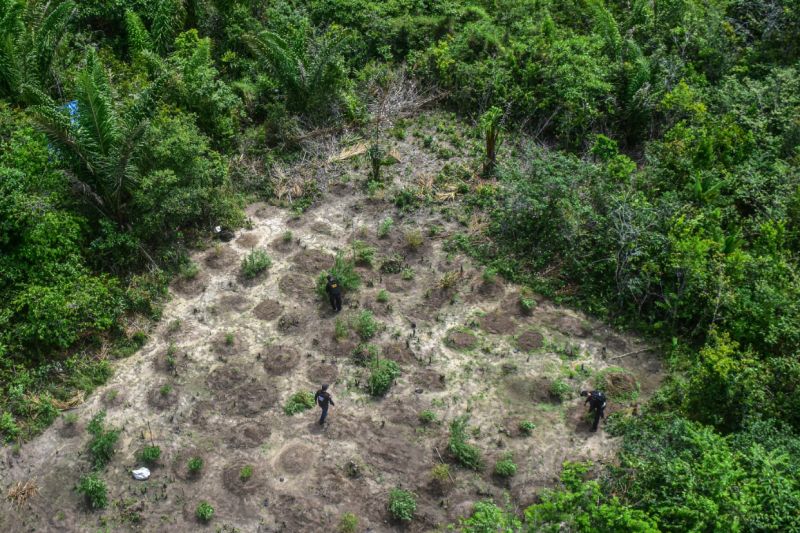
[171, 272, 209, 296]
[253, 298, 283, 321]
[279, 272, 312, 299]
[58, 419, 80, 439]
[227, 419, 272, 449]
[310, 221, 333, 235]
[384, 275, 411, 293]
[290, 249, 334, 275]
[237, 232, 261, 248]
[210, 332, 247, 357]
[147, 383, 178, 409]
[517, 330, 544, 352]
[445, 329, 478, 350]
[270, 235, 296, 253]
[504, 376, 557, 404]
[410, 287, 455, 318]
[277, 312, 305, 334]
[321, 337, 357, 359]
[262, 344, 301, 375]
[480, 311, 518, 335]
[276, 443, 317, 474]
[383, 342, 417, 364]
[553, 314, 591, 338]
[224, 383, 279, 416]
[412, 369, 446, 391]
[190, 400, 214, 427]
[222, 458, 268, 496]
[171, 447, 206, 480]
[206, 365, 247, 391]
[600, 372, 638, 397]
[305, 361, 339, 383]
[217, 292, 251, 312]
[204, 247, 237, 269]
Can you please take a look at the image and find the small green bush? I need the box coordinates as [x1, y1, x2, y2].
[405, 229, 424, 249]
[195, 501, 214, 522]
[519, 420, 536, 435]
[224, 332, 234, 345]
[76, 474, 108, 509]
[87, 411, 120, 469]
[138, 445, 161, 465]
[241, 249, 272, 278]
[368, 358, 401, 396]
[180, 261, 200, 280]
[282, 230, 293, 243]
[62, 412, 79, 426]
[339, 512, 359, 533]
[352, 240, 375, 266]
[334, 317, 349, 339]
[449, 416, 484, 470]
[378, 217, 394, 238]
[239, 465, 253, 481]
[284, 391, 316, 415]
[549, 379, 572, 401]
[495, 454, 517, 477]
[188, 456, 204, 473]
[316, 254, 361, 298]
[352, 343, 379, 366]
[0, 412, 21, 443]
[377, 289, 389, 303]
[401, 267, 415, 280]
[419, 410, 436, 424]
[160, 384, 173, 396]
[482, 267, 498, 284]
[355, 310, 380, 340]
[431, 463, 451, 483]
[388, 488, 416, 522]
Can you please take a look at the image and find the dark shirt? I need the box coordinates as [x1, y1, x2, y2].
[316, 390, 334, 408]
[325, 278, 342, 296]
[585, 391, 607, 410]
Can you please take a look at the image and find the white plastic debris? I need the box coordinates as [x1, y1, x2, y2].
[132, 467, 151, 480]
[214, 225, 222, 233]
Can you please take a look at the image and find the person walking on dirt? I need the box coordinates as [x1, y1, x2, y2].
[315, 384, 335, 426]
[325, 274, 343, 312]
[581, 390, 607, 432]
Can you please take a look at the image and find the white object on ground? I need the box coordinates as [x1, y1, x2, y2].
[132, 467, 150, 480]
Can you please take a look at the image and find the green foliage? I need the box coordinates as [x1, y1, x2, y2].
[0, 411, 20, 442]
[352, 343, 379, 366]
[377, 216, 394, 238]
[138, 445, 161, 465]
[419, 409, 436, 424]
[458, 500, 522, 532]
[86, 411, 120, 469]
[187, 456, 203, 473]
[431, 463, 450, 483]
[283, 391, 316, 415]
[352, 240, 376, 266]
[334, 317, 348, 339]
[404, 228, 424, 249]
[449, 416, 483, 470]
[494, 454, 517, 478]
[368, 358, 400, 396]
[401, 267, 415, 280]
[239, 465, 253, 481]
[241, 249, 272, 278]
[354, 310, 380, 341]
[480, 106, 503, 176]
[76, 474, 108, 510]
[376, 289, 389, 303]
[316, 255, 361, 297]
[195, 500, 214, 522]
[338, 512, 359, 533]
[519, 420, 536, 435]
[548, 379, 572, 401]
[388, 488, 416, 522]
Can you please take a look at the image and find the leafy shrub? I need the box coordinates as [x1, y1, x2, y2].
[241, 249, 272, 278]
[449, 416, 484, 470]
[401, 267, 415, 280]
[519, 295, 536, 315]
[86, 411, 120, 469]
[352, 343, 379, 366]
[224, 332, 234, 345]
[180, 261, 200, 280]
[284, 391, 316, 415]
[368, 358, 401, 396]
[188, 457, 204, 474]
[352, 240, 376, 266]
[160, 384, 173, 396]
[239, 465, 253, 481]
[495, 454, 517, 477]
[138, 445, 161, 465]
[548, 379, 572, 401]
[519, 421, 535, 435]
[431, 463, 451, 484]
[334, 318, 348, 340]
[195, 501, 214, 522]
[355, 310, 380, 340]
[1, 412, 21, 443]
[419, 410, 436, 424]
[316, 255, 361, 297]
[459, 500, 522, 532]
[378, 217, 394, 238]
[62, 412, 78, 426]
[405, 229, 424, 249]
[282, 230, 293, 243]
[482, 268, 498, 284]
[338, 512, 359, 533]
[377, 290, 389, 303]
[388, 488, 416, 522]
[76, 474, 108, 509]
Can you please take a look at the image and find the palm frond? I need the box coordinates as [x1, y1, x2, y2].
[151, 0, 186, 54]
[75, 50, 120, 157]
[29, 102, 96, 176]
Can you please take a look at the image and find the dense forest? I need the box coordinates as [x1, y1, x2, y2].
[1, 0, 799, 530]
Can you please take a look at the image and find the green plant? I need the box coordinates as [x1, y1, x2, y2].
[352, 343, 379, 366]
[224, 332, 234, 346]
[239, 465, 253, 481]
[419, 410, 436, 424]
[449, 416, 484, 470]
[495, 454, 517, 477]
[316, 255, 361, 297]
[368, 358, 401, 396]
[284, 391, 316, 415]
[459, 500, 522, 532]
[76, 474, 108, 509]
[160, 384, 173, 396]
[355, 310, 380, 341]
[480, 106, 503, 176]
[282, 230, 293, 243]
[188, 457, 204, 474]
[62, 412, 78, 426]
[138, 445, 161, 465]
[519, 295, 536, 315]
[334, 317, 349, 340]
[377, 289, 389, 303]
[241, 249, 272, 278]
[431, 463, 451, 484]
[549, 379, 572, 401]
[378, 217, 394, 238]
[352, 240, 375, 266]
[180, 261, 200, 280]
[388, 488, 416, 522]
[338, 512, 359, 533]
[195, 501, 214, 522]
[482, 267, 498, 284]
[86, 411, 120, 469]
[401, 267, 415, 280]
[405, 229, 424, 249]
[519, 421, 536, 435]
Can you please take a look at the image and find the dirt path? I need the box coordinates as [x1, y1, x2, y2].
[0, 123, 664, 532]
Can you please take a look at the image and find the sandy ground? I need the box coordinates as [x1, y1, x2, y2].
[0, 117, 664, 532]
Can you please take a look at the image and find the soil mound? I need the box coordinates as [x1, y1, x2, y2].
[279, 273, 312, 298]
[204, 247, 237, 269]
[305, 362, 339, 383]
[227, 420, 272, 449]
[480, 311, 517, 335]
[217, 293, 251, 312]
[222, 459, 268, 496]
[147, 383, 178, 409]
[517, 330, 544, 351]
[445, 330, 477, 350]
[290, 249, 334, 275]
[262, 345, 301, 375]
[253, 298, 283, 321]
[206, 366, 247, 391]
[277, 443, 317, 474]
[237, 233, 260, 248]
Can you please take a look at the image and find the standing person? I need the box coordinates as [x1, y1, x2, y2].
[315, 384, 334, 426]
[325, 274, 342, 312]
[580, 390, 607, 432]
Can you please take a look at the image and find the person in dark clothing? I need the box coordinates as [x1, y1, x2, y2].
[315, 384, 334, 425]
[581, 390, 607, 432]
[325, 275, 342, 312]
